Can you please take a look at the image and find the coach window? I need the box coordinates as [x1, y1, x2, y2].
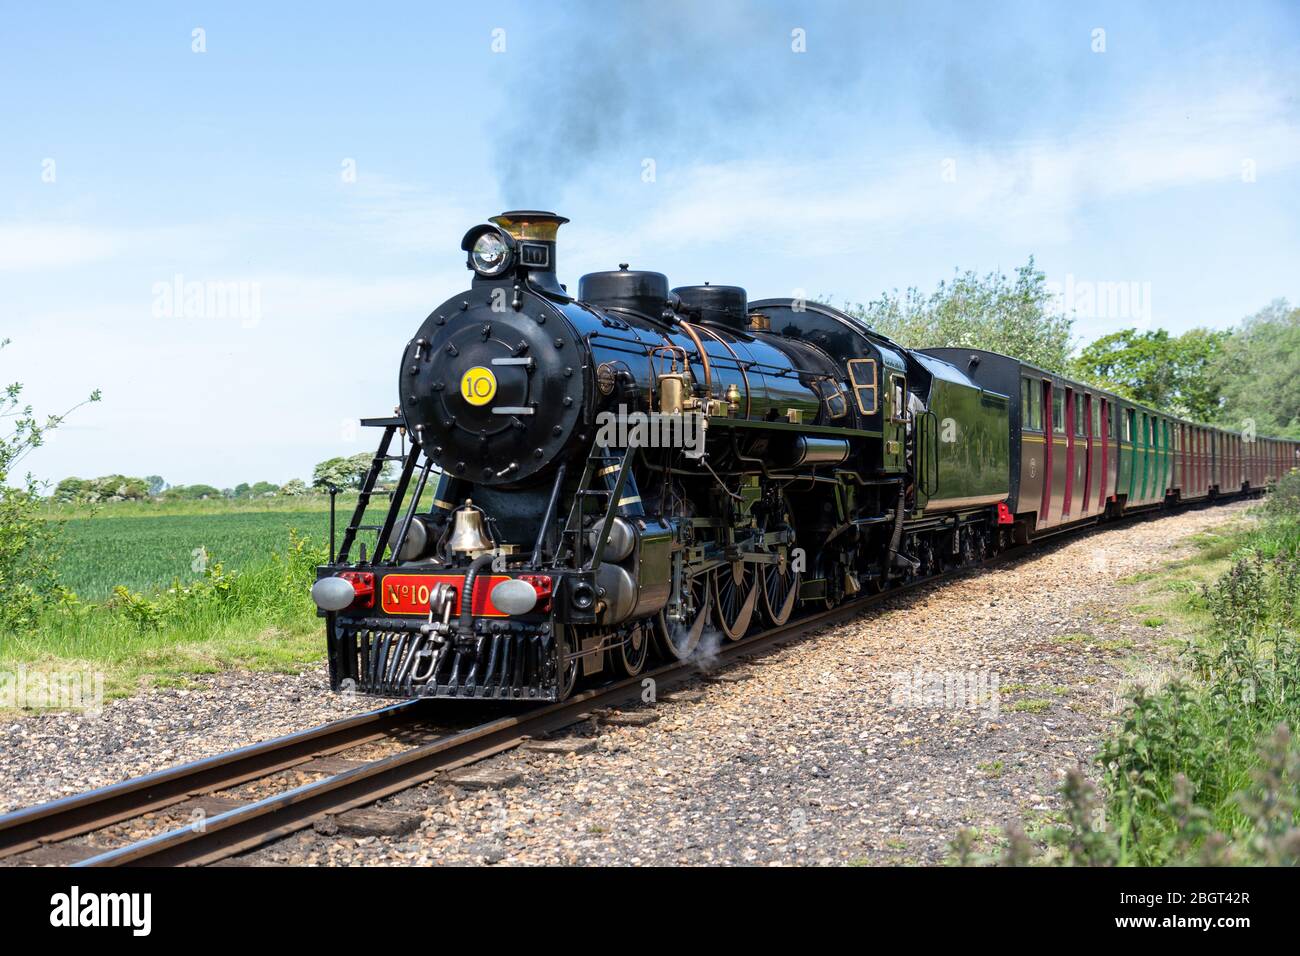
[1092, 399, 1101, 437]
[1125, 409, 1134, 442]
[1021, 377, 1042, 430]
[846, 358, 878, 416]
[1074, 393, 1086, 437]
[1052, 389, 1065, 433]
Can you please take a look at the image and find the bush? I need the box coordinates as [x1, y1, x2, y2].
[162, 483, 223, 501]
[1262, 467, 1300, 522]
[959, 481, 1300, 865]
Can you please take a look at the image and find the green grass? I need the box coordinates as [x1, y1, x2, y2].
[55, 510, 334, 600]
[1007, 698, 1052, 714]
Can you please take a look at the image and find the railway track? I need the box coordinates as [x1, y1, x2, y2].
[0, 497, 1250, 867]
[0, 567, 958, 867]
[0, 699, 458, 863]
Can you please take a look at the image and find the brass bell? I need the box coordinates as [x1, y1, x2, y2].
[448, 499, 493, 555]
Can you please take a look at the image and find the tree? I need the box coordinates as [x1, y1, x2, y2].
[1, 339, 100, 630]
[280, 478, 309, 496]
[53, 477, 90, 503]
[1071, 327, 1229, 421]
[1211, 299, 1300, 437]
[145, 475, 166, 496]
[233, 482, 251, 499]
[312, 452, 374, 490]
[838, 257, 1074, 374]
[92, 475, 150, 501]
[249, 481, 279, 497]
[54, 475, 151, 502]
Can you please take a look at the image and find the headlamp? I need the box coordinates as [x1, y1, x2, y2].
[460, 224, 515, 278]
[471, 232, 510, 276]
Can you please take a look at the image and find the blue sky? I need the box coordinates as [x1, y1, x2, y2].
[4, 1, 1298, 488]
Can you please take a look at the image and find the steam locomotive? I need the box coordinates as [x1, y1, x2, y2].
[312, 211, 1299, 701]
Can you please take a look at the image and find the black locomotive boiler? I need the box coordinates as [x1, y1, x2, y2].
[312, 211, 1298, 701]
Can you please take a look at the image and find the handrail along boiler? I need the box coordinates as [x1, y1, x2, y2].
[312, 211, 1300, 701]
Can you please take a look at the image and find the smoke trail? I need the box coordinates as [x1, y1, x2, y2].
[488, 1, 1091, 203]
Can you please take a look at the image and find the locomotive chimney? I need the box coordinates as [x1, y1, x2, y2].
[489, 210, 569, 295]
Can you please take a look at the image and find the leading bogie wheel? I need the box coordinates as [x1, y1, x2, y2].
[610, 621, 650, 677]
[557, 634, 580, 701]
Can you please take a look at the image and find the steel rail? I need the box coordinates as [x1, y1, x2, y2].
[0, 699, 426, 859]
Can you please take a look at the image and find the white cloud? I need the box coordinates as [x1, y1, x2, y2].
[570, 83, 1300, 257]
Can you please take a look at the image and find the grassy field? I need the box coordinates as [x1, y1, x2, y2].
[56, 510, 334, 599]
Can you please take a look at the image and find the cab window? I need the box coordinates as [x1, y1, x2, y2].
[846, 359, 878, 416]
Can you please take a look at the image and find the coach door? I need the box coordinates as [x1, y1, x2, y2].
[1183, 424, 1190, 496]
[1040, 380, 1053, 523]
[1062, 387, 1076, 517]
[1140, 413, 1151, 502]
[1082, 394, 1094, 513]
